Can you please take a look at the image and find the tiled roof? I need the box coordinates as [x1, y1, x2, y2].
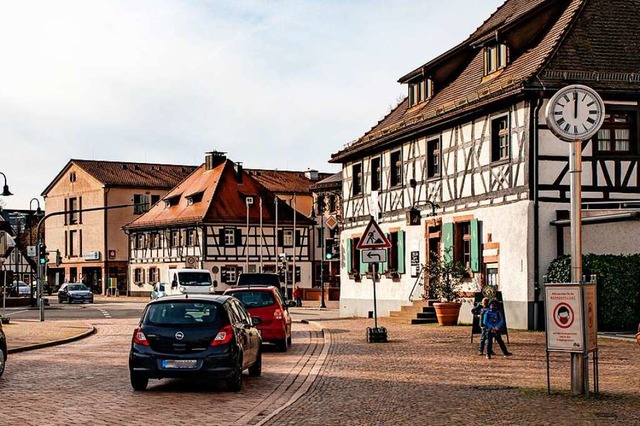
[310, 172, 342, 192]
[125, 160, 313, 230]
[331, 0, 587, 163]
[42, 159, 198, 196]
[247, 169, 333, 194]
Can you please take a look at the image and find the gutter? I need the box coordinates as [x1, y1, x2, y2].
[531, 94, 543, 331]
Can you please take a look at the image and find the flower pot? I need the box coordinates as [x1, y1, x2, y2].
[433, 302, 462, 326]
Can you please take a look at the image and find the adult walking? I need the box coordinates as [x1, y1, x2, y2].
[483, 299, 512, 359]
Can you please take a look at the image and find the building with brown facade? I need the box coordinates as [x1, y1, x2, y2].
[41, 159, 197, 294]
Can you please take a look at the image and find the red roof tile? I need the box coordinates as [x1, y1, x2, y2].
[247, 169, 333, 194]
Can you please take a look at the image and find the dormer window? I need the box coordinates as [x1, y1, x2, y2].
[186, 191, 204, 206]
[408, 79, 433, 107]
[164, 194, 181, 208]
[484, 43, 508, 75]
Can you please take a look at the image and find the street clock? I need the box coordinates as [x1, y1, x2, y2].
[545, 84, 605, 142]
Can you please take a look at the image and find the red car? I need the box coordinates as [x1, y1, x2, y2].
[224, 286, 292, 351]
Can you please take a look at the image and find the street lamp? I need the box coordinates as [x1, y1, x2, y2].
[0, 172, 13, 196]
[29, 198, 42, 215]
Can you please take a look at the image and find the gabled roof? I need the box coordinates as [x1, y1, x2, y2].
[125, 159, 313, 230]
[42, 159, 198, 196]
[247, 169, 333, 195]
[331, 0, 588, 163]
[310, 172, 342, 192]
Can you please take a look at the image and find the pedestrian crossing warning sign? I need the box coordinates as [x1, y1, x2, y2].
[357, 218, 391, 249]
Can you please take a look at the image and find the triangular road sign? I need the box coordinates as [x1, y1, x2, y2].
[356, 218, 391, 249]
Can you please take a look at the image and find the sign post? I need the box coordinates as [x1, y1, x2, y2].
[357, 217, 391, 343]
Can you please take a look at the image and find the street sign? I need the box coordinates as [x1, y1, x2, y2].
[27, 245, 37, 257]
[356, 218, 391, 249]
[545, 284, 584, 352]
[361, 249, 387, 264]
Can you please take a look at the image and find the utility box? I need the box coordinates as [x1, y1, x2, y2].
[366, 326, 388, 343]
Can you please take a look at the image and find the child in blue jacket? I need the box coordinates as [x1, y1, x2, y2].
[471, 297, 492, 355]
[483, 299, 512, 359]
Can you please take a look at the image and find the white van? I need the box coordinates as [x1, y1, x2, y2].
[165, 269, 217, 296]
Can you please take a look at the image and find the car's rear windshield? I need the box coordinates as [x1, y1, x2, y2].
[144, 301, 222, 326]
[68, 284, 89, 291]
[236, 274, 280, 286]
[176, 272, 212, 287]
[230, 291, 275, 308]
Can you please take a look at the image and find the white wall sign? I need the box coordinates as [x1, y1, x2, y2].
[545, 284, 584, 352]
[83, 251, 101, 261]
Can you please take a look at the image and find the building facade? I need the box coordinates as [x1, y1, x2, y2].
[331, 0, 640, 329]
[41, 160, 197, 294]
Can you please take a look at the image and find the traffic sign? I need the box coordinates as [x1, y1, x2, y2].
[356, 218, 391, 249]
[361, 249, 387, 263]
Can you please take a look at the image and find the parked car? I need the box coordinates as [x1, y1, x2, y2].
[236, 273, 282, 290]
[150, 282, 168, 300]
[57, 283, 94, 304]
[224, 285, 292, 351]
[10, 281, 31, 297]
[0, 320, 6, 378]
[128, 294, 262, 392]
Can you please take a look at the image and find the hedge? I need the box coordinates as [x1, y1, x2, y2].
[546, 254, 640, 331]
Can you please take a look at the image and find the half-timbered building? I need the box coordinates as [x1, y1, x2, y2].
[331, 0, 640, 329]
[124, 151, 314, 296]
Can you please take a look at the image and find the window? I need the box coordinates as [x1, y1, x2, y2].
[595, 109, 636, 154]
[491, 115, 510, 162]
[371, 157, 381, 191]
[221, 266, 239, 284]
[69, 171, 77, 182]
[186, 229, 197, 247]
[224, 228, 235, 246]
[148, 233, 159, 249]
[134, 268, 143, 284]
[69, 230, 78, 257]
[484, 43, 508, 75]
[283, 230, 294, 247]
[385, 230, 405, 275]
[186, 191, 204, 206]
[170, 230, 180, 248]
[134, 194, 150, 214]
[135, 233, 146, 250]
[349, 237, 361, 277]
[149, 268, 158, 284]
[69, 197, 78, 224]
[390, 150, 402, 187]
[427, 138, 441, 178]
[328, 195, 336, 212]
[454, 221, 471, 270]
[352, 163, 362, 196]
[408, 79, 433, 107]
[151, 195, 160, 206]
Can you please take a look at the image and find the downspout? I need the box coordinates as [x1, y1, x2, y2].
[103, 187, 110, 296]
[531, 87, 544, 331]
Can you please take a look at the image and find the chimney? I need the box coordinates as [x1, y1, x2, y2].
[235, 162, 243, 184]
[305, 169, 319, 181]
[205, 151, 227, 170]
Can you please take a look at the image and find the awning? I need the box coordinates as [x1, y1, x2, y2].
[550, 211, 640, 227]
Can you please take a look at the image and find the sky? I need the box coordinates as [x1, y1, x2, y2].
[0, 0, 504, 210]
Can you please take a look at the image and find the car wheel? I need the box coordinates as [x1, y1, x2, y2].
[226, 358, 243, 392]
[287, 335, 292, 347]
[248, 350, 262, 377]
[130, 372, 148, 391]
[0, 349, 6, 378]
[276, 338, 288, 352]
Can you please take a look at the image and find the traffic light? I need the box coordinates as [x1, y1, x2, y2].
[55, 250, 62, 267]
[38, 244, 48, 265]
[325, 238, 334, 260]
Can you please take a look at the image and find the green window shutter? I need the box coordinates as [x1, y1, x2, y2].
[346, 239, 352, 271]
[397, 231, 405, 274]
[470, 219, 481, 272]
[443, 222, 454, 262]
[378, 259, 385, 273]
[359, 251, 368, 275]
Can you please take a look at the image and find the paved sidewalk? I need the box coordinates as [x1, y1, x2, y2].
[3, 319, 95, 353]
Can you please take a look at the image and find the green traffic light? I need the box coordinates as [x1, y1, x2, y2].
[325, 253, 332, 260]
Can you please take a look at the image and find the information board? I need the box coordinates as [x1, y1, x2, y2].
[545, 284, 584, 352]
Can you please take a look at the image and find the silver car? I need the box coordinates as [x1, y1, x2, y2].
[58, 283, 94, 304]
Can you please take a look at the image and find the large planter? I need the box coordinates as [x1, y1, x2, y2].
[433, 302, 462, 326]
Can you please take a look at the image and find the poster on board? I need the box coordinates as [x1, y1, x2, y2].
[545, 284, 584, 352]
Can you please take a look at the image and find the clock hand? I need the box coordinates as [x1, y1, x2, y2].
[574, 92, 578, 119]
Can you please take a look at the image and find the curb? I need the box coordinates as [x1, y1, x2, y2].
[7, 325, 97, 355]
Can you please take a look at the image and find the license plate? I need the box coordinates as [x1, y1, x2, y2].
[161, 359, 198, 369]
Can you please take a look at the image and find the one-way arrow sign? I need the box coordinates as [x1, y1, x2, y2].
[361, 249, 387, 264]
[356, 218, 391, 249]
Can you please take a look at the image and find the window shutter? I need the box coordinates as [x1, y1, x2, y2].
[235, 228, 242, 247]
[443, 222, 454, 261]
[79, 196, 83, 224]
[359, 252, 368, 275]
[397, 230, 405, 274]
[277, 229, 284, 247]
[470, 219, 481, 272]
[219, 229, 225, 247]
[346, 239, 352, 271]
[378, 259, 384, 273]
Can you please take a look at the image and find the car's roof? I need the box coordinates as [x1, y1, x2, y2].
[225, 285, 279, 293]
[148, 294, 233, 304]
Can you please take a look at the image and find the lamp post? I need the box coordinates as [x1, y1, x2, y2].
[28, 198, 42, 306]
[0, 172, 13, 197]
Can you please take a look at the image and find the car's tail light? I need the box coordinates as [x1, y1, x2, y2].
[274, 309, 283, 320]
[211, 325, 234, 346]
[132, 327, 149, 346]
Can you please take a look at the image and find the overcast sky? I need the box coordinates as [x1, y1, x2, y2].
[0, 0, 504, 210]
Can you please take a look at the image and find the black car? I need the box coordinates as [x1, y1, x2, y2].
[57, 283, 94, 304]
[129, 295, 262, 392]
[0, 320, 7, 378]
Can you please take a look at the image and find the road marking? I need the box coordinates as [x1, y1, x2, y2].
[97, 308, 111, 318]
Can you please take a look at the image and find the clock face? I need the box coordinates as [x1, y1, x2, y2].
[545, 85, 605, 142]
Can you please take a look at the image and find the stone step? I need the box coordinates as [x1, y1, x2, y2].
[411, 318, 438, 325]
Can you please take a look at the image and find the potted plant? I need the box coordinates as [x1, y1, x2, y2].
[426, 250, 467, 326]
